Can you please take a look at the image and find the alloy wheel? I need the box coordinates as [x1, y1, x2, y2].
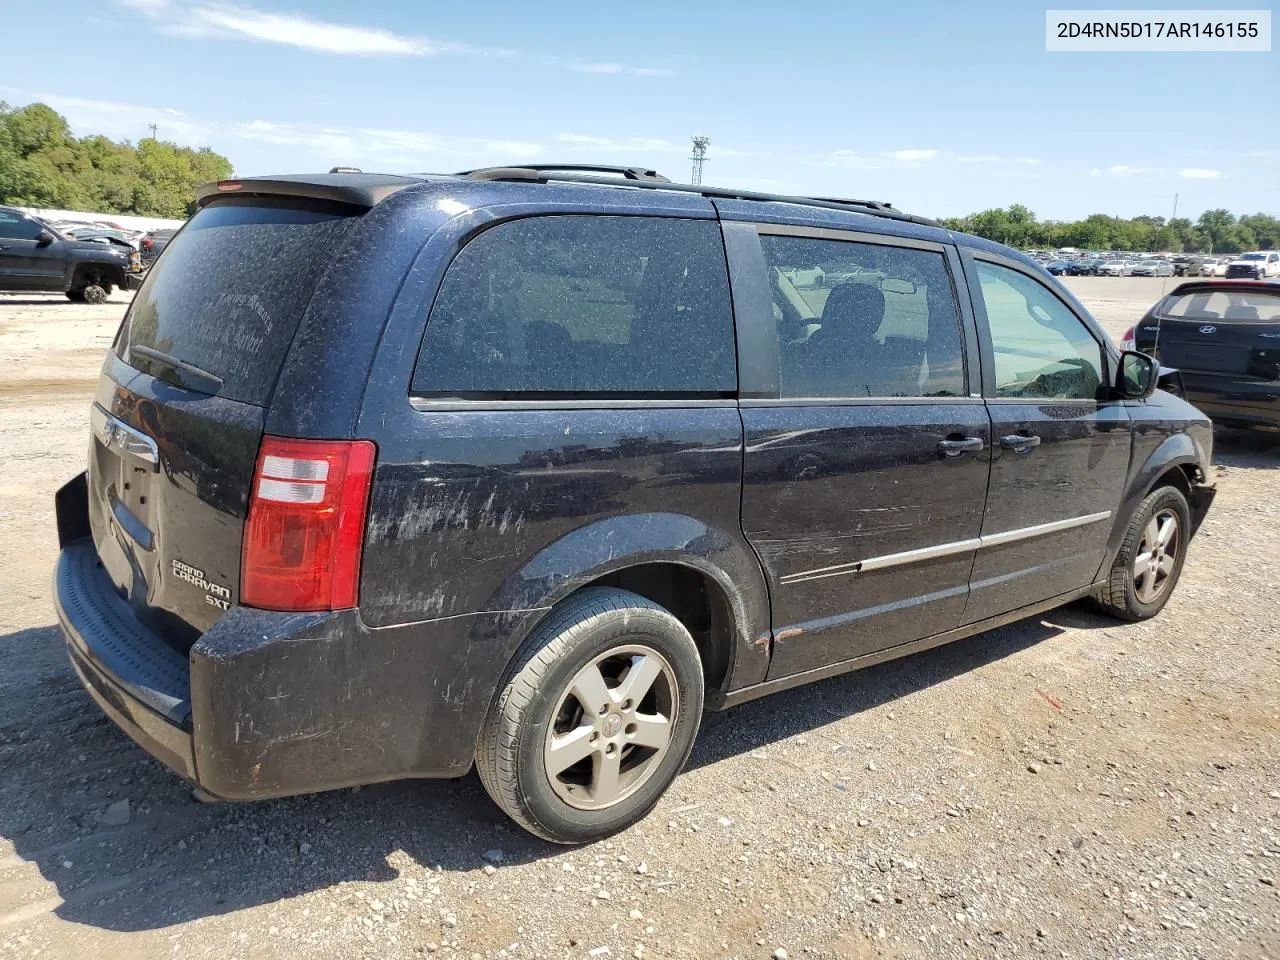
[543, 645, 679, 811]
[1133, 508, 1180, 603]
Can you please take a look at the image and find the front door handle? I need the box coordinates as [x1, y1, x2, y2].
[937, 437, 984, 458]
[999, 433, 1042, 453]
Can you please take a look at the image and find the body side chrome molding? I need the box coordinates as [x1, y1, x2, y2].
[707, 581, 1104, 710]
[778, 511, 1112, 586]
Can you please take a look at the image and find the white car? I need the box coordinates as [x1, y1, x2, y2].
[1096, 260, 1132, 277]
[1226, 251, 1280, 280]
[781, 266, 826, 287]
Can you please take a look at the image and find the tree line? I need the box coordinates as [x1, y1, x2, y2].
[939, 204, 1278, 255]
[0, 102, 233, 219]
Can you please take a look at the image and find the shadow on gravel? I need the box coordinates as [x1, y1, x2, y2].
[0, 605, 1113, 933]
[1213, 426, 1280, 469]
[690, 603, 1112, 771]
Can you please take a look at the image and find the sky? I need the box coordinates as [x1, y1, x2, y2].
[1, 0, 1276, 220]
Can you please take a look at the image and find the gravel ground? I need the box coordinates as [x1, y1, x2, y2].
[1, 278, 1277, 960]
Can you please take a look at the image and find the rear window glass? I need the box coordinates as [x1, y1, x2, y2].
[412, 216, 736, 398]
[1162, 290, 1280, 322]
[118, 201, 357, 404]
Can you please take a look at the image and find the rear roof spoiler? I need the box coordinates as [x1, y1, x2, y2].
[195, 173, 424, 210]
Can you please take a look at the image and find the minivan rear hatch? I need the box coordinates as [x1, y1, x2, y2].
[89, 196, 361, 650]
[1148, 286, 1280, 379]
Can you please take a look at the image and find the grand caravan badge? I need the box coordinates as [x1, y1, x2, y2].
[171, 560, 232, 610]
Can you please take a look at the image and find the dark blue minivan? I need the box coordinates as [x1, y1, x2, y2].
[53, 166, 1216, 842]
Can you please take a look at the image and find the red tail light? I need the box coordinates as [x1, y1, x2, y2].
[1119, 325, 1136, 351]
[242, 436, 376, 611]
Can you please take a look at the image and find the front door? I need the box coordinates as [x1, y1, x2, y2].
[962, 255, 1131, 624]
[0, 209, 61, 289]
[733, 225, 991, 680]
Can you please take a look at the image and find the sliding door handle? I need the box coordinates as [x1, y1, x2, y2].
[937, 436, 984, 458]
[999, 434, 1042, 453]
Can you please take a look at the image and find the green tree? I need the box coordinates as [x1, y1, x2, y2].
[1239, 213, 1279, 249]
[0, 101, 232, 217]
[941, 203, 1276, 254]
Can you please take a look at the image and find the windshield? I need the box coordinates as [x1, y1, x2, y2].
[1239, 253, 1265, 261]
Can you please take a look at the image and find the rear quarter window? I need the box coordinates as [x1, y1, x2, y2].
[412, 215, 737, 398]
[119, 200, 358, 405]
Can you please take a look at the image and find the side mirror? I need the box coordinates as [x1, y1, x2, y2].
[1116, 350, 1159, 399]
[36, 229, 55, 246]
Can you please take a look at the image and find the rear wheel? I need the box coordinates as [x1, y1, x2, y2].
[1093, 485, 1191, 621]
[476, 587, 704, 844]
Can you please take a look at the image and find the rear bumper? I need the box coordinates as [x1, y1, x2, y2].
[1181, 374, 1280, 430]
[55, 540, 196, 780]
[53, 477, 525, 800]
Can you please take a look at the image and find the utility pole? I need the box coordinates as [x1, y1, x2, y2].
[148, 123, 158, 141]
[689, 136, 710, 185]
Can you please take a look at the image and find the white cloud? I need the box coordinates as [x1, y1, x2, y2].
[882, 149, 938, 163]
[115, 0, 170, 11]
[958, 155, 1039, 165]
[1, 88, 215, 143]
[810, 150, 883, 170]
[116, 0, 509, 56]
[563, 62, 676, 77]
[114, 0, 667, 73]
[0, 87, 544, 169]
[1090, 164, 1155, 177]
[555, 133, 685, 154]
[1179, 168, 1221, 180]
[184, 4, 433, 55]
[233, 121, 542, 163]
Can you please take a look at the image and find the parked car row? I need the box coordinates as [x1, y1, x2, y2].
[1033, 249, 1274, 281]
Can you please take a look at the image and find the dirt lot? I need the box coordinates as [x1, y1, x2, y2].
[1, 278, 1277, 960]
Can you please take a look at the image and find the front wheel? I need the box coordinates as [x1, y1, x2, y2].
[1093, 485, 1191, 621]
[475, 587, 704, 844]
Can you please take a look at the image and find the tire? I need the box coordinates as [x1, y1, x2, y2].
[82, 284, 109, 304]
[1093, 485, 1191, 622]
[65, 288, 86, 302]
[475, 587, 704, 844]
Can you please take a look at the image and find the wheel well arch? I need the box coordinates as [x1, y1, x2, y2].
[1153, 461, 1196, 498]
[573, 562, 735, 691]
[71, 262, 125, 288]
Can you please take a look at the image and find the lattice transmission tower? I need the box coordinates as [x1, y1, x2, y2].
[689, 136, 711, 185]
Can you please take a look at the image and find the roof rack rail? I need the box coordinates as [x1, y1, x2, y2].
[456, 167, 937, 227]
[461, 164, 671, 183]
